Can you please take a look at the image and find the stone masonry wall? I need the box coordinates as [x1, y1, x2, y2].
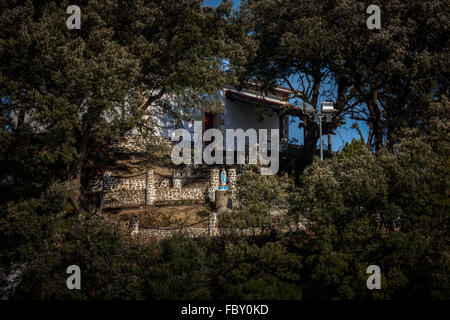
[110, 134, 147, 154]
[89, 167, 240, 209]
[137, 227, 209, 240]
[110, 134, 173, 154]
[207, 168, 219, 202]
[90, 168, 218, 208]
[103, 189, 146, 208]
[100, 171, 147, 208]
[155, 187, 206, 202]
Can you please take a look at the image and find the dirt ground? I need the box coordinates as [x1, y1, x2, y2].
[103, 202, 210, 228]
[86, 151, 186, 180]
[105, 154, 178, 178]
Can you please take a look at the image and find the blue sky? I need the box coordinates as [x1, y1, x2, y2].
[203, 0, 369, 151]
[203, 0, 241, 9]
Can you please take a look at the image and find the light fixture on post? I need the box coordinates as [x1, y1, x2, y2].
[302, 101, 315, 115]
[301, 100, 335, 161]
[319, 101, 335, 161]
[321, 101, 335, 114]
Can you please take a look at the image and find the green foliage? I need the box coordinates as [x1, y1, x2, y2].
[0, 0, 237, 209]
[289, 100, 450, 299]
[12, 217, 142, 299]
[197, 209, 211, 219]
[216, 240, 302, 299]
[236, 0, 449, 150]
[340, 138, 369, 158]
[0, 0, 448, 301]
[1, 183, 212, 299]
[0, 184, 140, 299]
[138, 236, 212, 299]
[219, 168, 291, 231]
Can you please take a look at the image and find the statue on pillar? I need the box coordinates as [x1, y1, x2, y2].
[219, 168, 228, 190]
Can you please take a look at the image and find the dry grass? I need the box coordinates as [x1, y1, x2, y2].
[103, 203, 209, 228]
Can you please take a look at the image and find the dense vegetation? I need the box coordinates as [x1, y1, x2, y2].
[0, 0, 448, 299]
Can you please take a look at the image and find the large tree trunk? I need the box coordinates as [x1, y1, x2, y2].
[302, 74, 321, 164]
[295, 117, 319, 181]
[303, 119, 319, 161]
[67, 173, 88, 216]
[367, 88, 383, 150]
[66, 135, 90, 216]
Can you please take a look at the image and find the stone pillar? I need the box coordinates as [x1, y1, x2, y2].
[101, 171, 112, 209]
[173, 169, 182, 188]
[215, 190, 231, 211]
[210, 169, 219, 189]
[228, 169, 236, 192]
[173, 170, 181, 179]
[102, 171, 112, 193]
[173, 178, 182, 189]
[208, 168, 219, 202]
[208, 212, 218, 236]
[228, 168, 238, 209]
[145, 169, 155, 205]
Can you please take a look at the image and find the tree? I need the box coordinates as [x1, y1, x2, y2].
[329, 0, 449, 150]
[0, 183, 141, 299]
[0, 0, 236, 213]
[219, 166, 291, 234]
[216, 240, 302, 299]
[234, 0, 449, 157]
[0, 182, 213, 299]
[289, 98, 449, 298]
[138, 236, 212, 299]
[235, 0, 350, 164]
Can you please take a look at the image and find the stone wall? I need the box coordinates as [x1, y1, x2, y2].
[98, 171, 147, 208]
[121, 196, 296, 241]
[207, 168, 219, 202]
[132, 210, 283, 240]
[110, 134, 173, 154]
[89, 167, 240, 209]
[103, 189, 146, 208]
[155, 179, 170, 188]
[134, 222, 301, 240]
[110, 134, 147, 154]
[155, 187, 206, 202]
[90, 168, 220, 208]
[137, 227, 210, 240]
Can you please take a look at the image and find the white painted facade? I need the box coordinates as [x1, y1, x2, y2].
[150, 86, 291, 150]
[209, 88, 288, 150]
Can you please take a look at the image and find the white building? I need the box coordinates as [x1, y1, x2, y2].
[152, 83, 296, 150]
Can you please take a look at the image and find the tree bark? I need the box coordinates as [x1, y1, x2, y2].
[66, 134, 90, 216]
[367, 87, 383, 150]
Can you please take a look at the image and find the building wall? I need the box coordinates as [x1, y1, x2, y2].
[147, 90, 285, 148]
[215, 89, 282, 151]
[144, 95, 201, 140]
[221, 97, 279, 132]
